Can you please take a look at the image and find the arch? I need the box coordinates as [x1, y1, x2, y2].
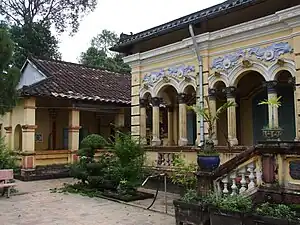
[14, 124, 22, 151]
[269, 59, 296, 81]
[179, 81, 197, 94]
[229, 61, 269, 87]
[208, 73, 229, 89]
[140, 89, 152, 99]
[153, 78, 179, 97]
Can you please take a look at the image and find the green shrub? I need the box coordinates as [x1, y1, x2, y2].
[70, 133, 146, 195]
[80, 134, 108, 149]
[0, 137, 17, 169]
[211, 194, 252, 213]
[170, 153, 197, 190]
[256, 203, 296, 220]
[181, 189, 200, 203]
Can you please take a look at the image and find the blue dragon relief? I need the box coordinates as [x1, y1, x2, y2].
[211, 49, 246, 72]
[248, 42, 293, 62]
[211, 42, 293, 73]
[143, 65, 195, 86]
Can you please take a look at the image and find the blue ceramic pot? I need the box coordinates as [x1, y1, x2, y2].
[197, 155, 220, 172]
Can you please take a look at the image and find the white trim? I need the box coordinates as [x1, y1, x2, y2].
[124, 5, 300, 65]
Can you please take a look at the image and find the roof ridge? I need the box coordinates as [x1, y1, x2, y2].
[30, 56, 130, 77]
[112, 0, 261, 51]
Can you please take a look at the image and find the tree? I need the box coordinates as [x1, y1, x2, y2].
[79, 30, 131, 74]
[0, 0, 97, 34]
[9, 22, 61, 68]
[91, 30, 119, 57]
[0, 28, 20, 115]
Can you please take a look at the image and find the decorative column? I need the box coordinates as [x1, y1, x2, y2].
[167, 106, 174, 146]
[178, 93, 188, 146]
[115, 108, 125, 131]
[22, 97, 37, 153]
[22, 97, 37, 172]
[265, 81, 279, 128]
[208, 88, 218, 145]
[68, 108, 81, 163]
[140, 99, 147, 144]
[225, 87, 238, 146]
[173, 105, 178, 145]
[4, 111, 12, 149]
[151, 97, 161, 146]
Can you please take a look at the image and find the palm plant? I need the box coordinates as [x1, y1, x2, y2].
[190, 96, 236, 154]
[258, 96, 282, 129]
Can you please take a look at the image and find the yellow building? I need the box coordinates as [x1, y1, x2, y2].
[112, 0, 300, 167]
[0, 57, 131, 180]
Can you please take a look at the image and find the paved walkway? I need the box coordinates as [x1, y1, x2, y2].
[0, 179, 176, 225]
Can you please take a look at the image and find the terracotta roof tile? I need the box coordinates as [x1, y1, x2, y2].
[21, 58, 131, 105]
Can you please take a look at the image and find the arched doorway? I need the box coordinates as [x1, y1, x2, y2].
[214, 81, 228, 146]
[276, 70, 295, 140]
[14, 124, 22, 151]
[184, 85, 197, 146]
[236, 71, 267, 145]
[157, 85, 178, 146]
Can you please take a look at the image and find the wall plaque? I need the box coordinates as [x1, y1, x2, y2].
[289, 160, 300, 180]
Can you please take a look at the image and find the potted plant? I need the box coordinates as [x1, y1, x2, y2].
[191, 97, 236, 171]
[209, 194, 254, 225]
[258, 96, 283, 141]
[254, 203, 299, 225]
[173, 189, 213, 225]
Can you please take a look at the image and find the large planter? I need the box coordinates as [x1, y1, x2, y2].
[252, 215, 291, 225]
[262, 128, 283, 141]
[174, 200, 209, 225]
[197, 155, 220, 172]
[209, 208, 254, 225]
[209, 208, 298, 225]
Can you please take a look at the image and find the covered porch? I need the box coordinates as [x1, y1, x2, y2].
[6, 96, 129, 179]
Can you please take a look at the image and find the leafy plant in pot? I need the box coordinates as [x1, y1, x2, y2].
[258, 96, 283, 141]
[190, 97, 236, 171]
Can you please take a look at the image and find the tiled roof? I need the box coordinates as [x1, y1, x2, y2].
[20, 57, 131, 105]
[112, 0, 260, 52]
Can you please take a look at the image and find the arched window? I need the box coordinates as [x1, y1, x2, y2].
[14, 124, 22, 151]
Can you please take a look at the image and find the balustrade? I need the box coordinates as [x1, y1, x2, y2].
[157, 152, 175, 167]
[216, 159, 262, 196]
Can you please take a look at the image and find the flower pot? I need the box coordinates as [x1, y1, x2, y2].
[173, 200, 209, 225]
[209, 208, 255, 225]
[262, 128, 283, 141]
[197, 155, 220, 172]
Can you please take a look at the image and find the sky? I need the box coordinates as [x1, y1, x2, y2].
[59, 0, 224, 63]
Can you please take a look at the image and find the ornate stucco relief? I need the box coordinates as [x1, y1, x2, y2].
[142, 65, 195, 87]
[140, 64, 196, 98]
[211, 42, 293, 74]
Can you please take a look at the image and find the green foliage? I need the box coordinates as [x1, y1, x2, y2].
[258, 96, 282, 129]
[0, 28, 20, 115]
[80, 134, 108, 149]
[181, 189, 200, 203]
[0, 137, 17, 169]
[190, 97, 236, 140]
[211, 194, 253, 213]
[70, 133, 146, 196]
[256, 203, 296, 220]
[0, 0, 97, 35]
[79, 30, 131, 74]
[9, 22, 61, 68]
[258, 96, 282, 108]
[170, 153, 197, 190]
